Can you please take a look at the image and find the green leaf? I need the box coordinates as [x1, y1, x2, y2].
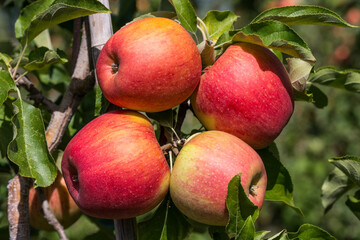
[0, 102, 13, 161]
[287, 58, 313, 92]
[23, 47, 68, 71]
[287, 224, 337, 240]
[329, 156, 360, 187]
[226, 174, 259, 237]
[172, 0, 197, 33]
[252, 5, 358, 28]
[94, 84, 109, 116]
[235, 216, 255, 240]
[0, 70, 16, 106]
[7, 98, 57, 187]
[138, 199, 192, 240]
[0, 53, 13, 72]
[15, 0, 110, 45]
[232, 20, 316, 62]
[257, 143, 303, 216]
[308, 67, 360, 94]
[293, 84, 329, 109]
[202, 10, 238, 42]
[255, 231, 270, 240]
[198, 40, 215, 68]
[346, 189, 360, 220]
[307, 84, 328, 108]
[266, 230, 289, 240]
[147, 110, 174, 128]
[321, 167, 354, 213]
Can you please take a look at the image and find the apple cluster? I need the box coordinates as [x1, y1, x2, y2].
[59, 16, 293, 228]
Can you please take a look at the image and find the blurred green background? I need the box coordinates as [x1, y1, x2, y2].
[1, 0, 360, 239]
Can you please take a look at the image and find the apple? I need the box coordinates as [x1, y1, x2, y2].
[96, 17, 202, 112]
[29, 171, 82, 231]
[61, 110, 170, 219]
[170, 131, 267, 226]
[191, 42, 294, 149]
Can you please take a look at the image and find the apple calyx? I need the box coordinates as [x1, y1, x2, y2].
[111, 63, 119, 74]
[250, 185, 259, 197]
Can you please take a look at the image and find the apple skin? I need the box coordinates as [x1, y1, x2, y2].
[170, 130, 267, 226]
[29, 171, 82, 231]
[96, 17, 202, 112]
[191, 42, 294, 149]
[61, 110, 170, 219]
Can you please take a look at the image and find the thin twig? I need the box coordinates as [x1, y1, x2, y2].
[16, 75, 58, 112]
[161, 143, 173, 152]
[36, 188, 68, 240]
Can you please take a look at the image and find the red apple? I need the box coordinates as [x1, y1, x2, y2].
[29, 171, 82, 231]
[170, 130, 267, 226]
[61, 110, 170, 219]
[191, 43, 294, 149]
[96, 17, 202, 112]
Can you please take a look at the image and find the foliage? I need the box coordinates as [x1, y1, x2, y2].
[0, 0, 359, 239]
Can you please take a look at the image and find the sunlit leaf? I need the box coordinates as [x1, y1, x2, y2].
[8, 98, 57, 187]
[252, 5, 358, 28]
[172, 0, 197, 33]
[0, 53, 13, 72]
[0, 70, 16, 106]
[23, 47, 68, 71]
[15, 0, 110, 45]
[232, 21, 316, 62]
[202, 10, 238, 42]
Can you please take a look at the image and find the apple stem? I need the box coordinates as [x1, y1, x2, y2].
[169, 151, 173, 172]
[197, 17, 211, 44]
[114, 218, 137, 240]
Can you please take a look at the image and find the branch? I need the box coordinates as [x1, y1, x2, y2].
[46, 19, 95, 154]
[36, 188, 68, 240]
[114, 218, 137, 240]
[16, 75, 58, 112]
[7, 175, 32, 240]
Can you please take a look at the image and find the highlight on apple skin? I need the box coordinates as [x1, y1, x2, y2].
[170, 130, 267, 226]
[191, 42, 294, 149]
[29, 171, 82, 231]
[96, 17, 202, 112]
[61, 110, 170, 219]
